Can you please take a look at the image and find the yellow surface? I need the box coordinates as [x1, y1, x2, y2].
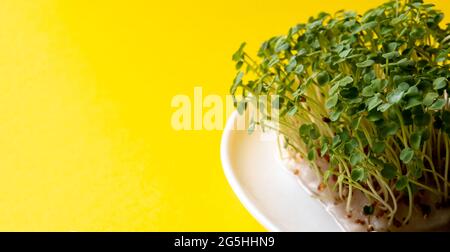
[0, 0, 449, 231]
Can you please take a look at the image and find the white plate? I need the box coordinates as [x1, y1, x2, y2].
[220, 112, 342, 232]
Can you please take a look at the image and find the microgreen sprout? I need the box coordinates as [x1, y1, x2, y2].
[231, 0, 450, 228]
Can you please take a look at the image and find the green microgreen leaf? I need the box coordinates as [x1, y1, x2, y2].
[400, 147, 414, 164]
[356, 59, 375, 68]
[380, 121, 399, 137]
[294, 64, 305, 74]
[410, 132, 422, 150]
[395, 176, 408, 191]
[405, 96, 423, 109]
[320, 142, 329, 157]
[367, 94, 382, 111]
[382, 51, 399, 60]
[317, 71, 330, 86]
[351, 167, 367, 182]
[236, 99, 247, 115]
[332, 135, 341, 147]
[233, 71, 244, 86]
[286, 57, 297, 72]
[337, 76, 354, 87]
[339, 48, 352, 58]
[372, 141, 385, 154]
[308, 148, 316, 161]
[423, 92, 439, 106]
[429, 99, 446, 110]
[326, 94, 339, 109]
[350, 152, 364, 166]
[381, 164, 397, 180]
[377, 103, 392, 112]
[232, 42, 246, 62]
[310, 124, 320, 140]
[287, 106, 298, 116]
[433, 77, 448, 90]
[362, 86, 375, 97]
[387, 89, 405, 104]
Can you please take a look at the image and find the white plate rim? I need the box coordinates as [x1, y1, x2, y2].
[220, 112, 281, 231]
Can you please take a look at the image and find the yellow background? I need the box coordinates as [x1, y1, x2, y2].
[0, 0, 448, 231]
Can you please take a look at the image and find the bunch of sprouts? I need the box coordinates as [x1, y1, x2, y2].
[231, 0, 450, 226]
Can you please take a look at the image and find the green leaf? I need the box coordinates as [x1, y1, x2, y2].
[398, 82, 410, 91]
[387, 89, 405, 104]
[332, 135, 341, 147]
[307, 148, 316, 161]
[395, 176, 408, 191]
[328, 83, 340, 95]
[367, 110, 383, 121]
[294, 64, 305, 74]
[232, 42, 246, 61]
[350, 152, 364, 166]
[317, 71, 330, 85]
[429, 99, 446, 110]
[410, 132, 422, 150]
[381, 164, 396, 180]
[362, 86, 375, 97]
[274, 37, 289, 53]
[287, 106, 298, 116]
[339, 48, 352, 58]
[400, 147, 414, 164]
[329, 109, 343, 122]
[237, 100, 247, 115]
[337, 76, 354, 86]
[372, 141, 385, 154]
[371, 79, 387, 91]
[423, 92, 439, 106]
[390, 13, 407, 25]
[233, 71, 244, 86]
[412, 160, 424, 179]
[356, 59, 375, 68]
[326, 94, 339, 109]
[299, 124, 311, 137]
[405, 96, 422, 109]
[351, 167, 366, 182]
[320, 142, 329, 157]
[405, 86, 419, 97]
[382, 51, 399, 60]
[387, 42, 399, 52]
[377, 103, 392, 112]
[436, 50, 449, 62]
[360, 21, 377, 31]
[367, 95, 382, 111]
[310, 124, 320, 140]
[381, 121, 399, 137]
[235, 60, 243, 70]
[286, 57, 297, 72]
[268, 55, 279, 67]
[433, 77, 447, 90]
[344, 139, 359, 155]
